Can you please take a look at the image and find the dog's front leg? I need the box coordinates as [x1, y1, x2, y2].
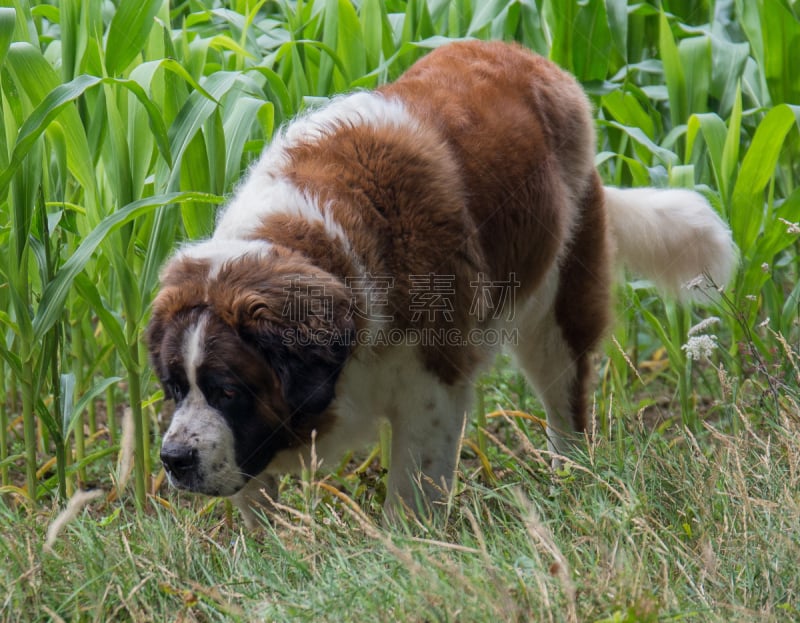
[229, 471, 279, 530]
[383, 381, 471, 521]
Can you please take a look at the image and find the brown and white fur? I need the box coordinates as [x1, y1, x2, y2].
[146, 41, 735, 527]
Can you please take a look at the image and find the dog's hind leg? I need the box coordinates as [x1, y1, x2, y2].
[512, 173, 612, 462]
[511, 304, 595, 460]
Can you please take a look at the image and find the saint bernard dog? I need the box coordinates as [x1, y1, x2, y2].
[147, 40, 735, 527]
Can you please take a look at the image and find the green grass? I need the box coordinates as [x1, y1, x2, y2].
[4, 407, 800, 621]
[1, 0, 800, 620]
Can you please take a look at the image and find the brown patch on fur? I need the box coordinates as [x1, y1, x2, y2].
[247, 214, 358, 285]
[206, 248, 351, 334]
[282, 112, 489, 383]
[150, 257, 210, 319]
[380, 40, 596, 300]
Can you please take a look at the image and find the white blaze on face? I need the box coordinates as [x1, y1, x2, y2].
[161, 314, 247, 496]
[184, 316, 206, 389]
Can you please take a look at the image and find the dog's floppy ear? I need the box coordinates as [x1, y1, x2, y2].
[257, 324, 353, 418]
[145, 307, 168, 381]
[231, 276, 355, 419]
[145, 286, 195, 382]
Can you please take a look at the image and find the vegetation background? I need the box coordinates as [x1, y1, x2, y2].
[1, 0, 799, 620]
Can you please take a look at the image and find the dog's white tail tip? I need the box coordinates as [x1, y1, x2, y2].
[603, 186, 737, 301]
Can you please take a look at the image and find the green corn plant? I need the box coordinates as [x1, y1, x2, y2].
[1, 1, 228, 507]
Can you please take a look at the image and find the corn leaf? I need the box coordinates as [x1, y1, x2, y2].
[0, 7, 15, 68]
[659, 11, 686, 128]
[720, 82, 742, 208]
[467, 0, 511, 36]
[686, 113, 726, 191]
[65, 376, 123, 438]
[32, 191, 223, 343]
[164, 71, 241, 190]
[74, 273, 133, 371]
[3, 43, 96, 197]
[545, 0, 576, 70]
[223, 96, 273, 189]
[758, 0, 800, 105]
[572, 0, 611, 81]
[680, 35, 711, 115]
[104, 0, 162, 76]
[730, 104, 800, 251]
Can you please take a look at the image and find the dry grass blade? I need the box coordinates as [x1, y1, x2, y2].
[43, 489, 104, 552]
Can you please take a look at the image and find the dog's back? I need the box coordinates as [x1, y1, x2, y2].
[381, 40, 600, 300]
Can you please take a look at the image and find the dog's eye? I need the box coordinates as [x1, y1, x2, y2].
[207, 383, 239, 409]
[219, 384, 239, 405]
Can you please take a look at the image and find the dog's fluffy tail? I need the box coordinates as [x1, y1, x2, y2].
[603, 186, 737, 299]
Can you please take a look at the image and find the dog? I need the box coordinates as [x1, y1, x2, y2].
[146, 40, 735, 527]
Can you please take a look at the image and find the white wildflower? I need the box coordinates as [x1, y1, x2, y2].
[758, 317, 771, 329]
[688, 316, 721, 336]
[779, 218, 800, 235]
[761, 262, 770, 273]
[682, 334, 718, 360]
[684, 274, 708, 291]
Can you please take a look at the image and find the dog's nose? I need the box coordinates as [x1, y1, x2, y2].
[160, 442, 198, 477]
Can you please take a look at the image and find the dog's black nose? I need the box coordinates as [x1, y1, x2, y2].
[160, 442, 198, 477]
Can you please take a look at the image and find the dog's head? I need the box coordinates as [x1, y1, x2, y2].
[146, 246, 354, 497]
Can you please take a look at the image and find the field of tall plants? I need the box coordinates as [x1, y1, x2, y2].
[1, 0, 799, 620]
